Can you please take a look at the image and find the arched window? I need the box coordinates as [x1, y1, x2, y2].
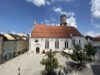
[72, 40, 75, 45]
[55, 40, 59, 49]
[79, 40, 81, 45]
[45, 40, 49, 49]
[65, 41, 68, 48]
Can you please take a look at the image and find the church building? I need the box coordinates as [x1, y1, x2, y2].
[30, 15, 86, 53]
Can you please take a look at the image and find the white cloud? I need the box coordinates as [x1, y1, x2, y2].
[51, 0, 73, 3]
[41, 17, 77, 28]
[91, 19, 100, 29]
[11, 31, 16, 34]
[51, 17, 56, 22]
[95, 24, 100, 29]
[46, 1, 51, 5]
[44, 19, 50, 24]
[26, 0, 46, 6]
[67, 16, 77, 28]
[0, 32, 4, 34]
[53, 7, 77, 28]
[86, 31, 100, 37]
[53, 7, 75, 16]
[91, 0, 100, 18]
[26, 0, 73, 6]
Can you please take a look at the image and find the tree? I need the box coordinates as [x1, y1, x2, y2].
[85, 43, 97, 57]
[40, 49, 58, 75]
[70, 44, 87, 67]
[84, 43, 97, 62]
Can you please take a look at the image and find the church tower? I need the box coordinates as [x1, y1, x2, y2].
[60, 15, 67, 26]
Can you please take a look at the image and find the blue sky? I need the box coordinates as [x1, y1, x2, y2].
[0, 0, 100, 36]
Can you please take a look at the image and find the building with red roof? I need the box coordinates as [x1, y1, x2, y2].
[30, 15, 86, 53]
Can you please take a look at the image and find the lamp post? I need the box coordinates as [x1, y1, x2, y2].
[18, 67, 20, 75]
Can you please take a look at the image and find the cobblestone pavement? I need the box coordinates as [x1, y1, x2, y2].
[0, 52, 44, 75]
[0, 52, 68, 75]
[0, 52, 95, 75]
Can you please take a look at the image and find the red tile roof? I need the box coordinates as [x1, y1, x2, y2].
[31, 24, 82, 38]
[93, 36, 100, 41]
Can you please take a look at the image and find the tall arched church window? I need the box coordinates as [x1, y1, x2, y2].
[45, 40, 49, 49]
[65, 41, 68, 48]
[72, 40, 75, 46]
[79, 40, 81, 45]
[55, 40, 59, 49]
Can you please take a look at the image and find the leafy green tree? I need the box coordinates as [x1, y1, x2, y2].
[70, 44, 87, 65]
[40, 49, 58, 75]
[85, 43, 97, 57]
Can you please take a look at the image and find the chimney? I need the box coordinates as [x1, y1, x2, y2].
[60, 15, 67, 26]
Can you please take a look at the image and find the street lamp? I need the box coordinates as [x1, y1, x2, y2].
[18, 67, 20, 75]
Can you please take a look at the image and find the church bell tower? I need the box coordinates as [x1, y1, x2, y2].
[60, 15, 67, 26]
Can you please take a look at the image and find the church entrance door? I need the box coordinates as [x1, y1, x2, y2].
[36, 47, 40, 54]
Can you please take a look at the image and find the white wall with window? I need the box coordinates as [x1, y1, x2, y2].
[72, 36, 85, 49]
[93, 41, 100, 49]
[29, 36, 85, 53]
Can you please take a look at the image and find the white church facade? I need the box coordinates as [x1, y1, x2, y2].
[29, 15, 86, 53]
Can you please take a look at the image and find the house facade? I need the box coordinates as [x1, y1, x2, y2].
[16, 40, 29, 56]
[0, 33, 29, 63]
[85, 36, 100, 50]
[9, 34, 29, 56]
[0, 35, 3, 64]
[93, 36, 100, 50]
[3, 40, 16, 62]
[30, 15, 86, 54]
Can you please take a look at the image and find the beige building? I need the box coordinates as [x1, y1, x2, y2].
[16, 40, 29, 56]
[8, 34, 29, 56]
[0, 33, 29, 64]
[0, 35, 3, 64]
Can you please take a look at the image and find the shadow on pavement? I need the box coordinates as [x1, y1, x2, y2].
[91, 64, 100, 75]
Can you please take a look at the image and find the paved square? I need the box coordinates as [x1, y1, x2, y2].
[0, 52, 95, 75]
[0, 52, 68, 75]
